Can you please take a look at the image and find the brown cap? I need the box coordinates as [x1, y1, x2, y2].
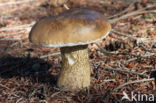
[29, 8, 111, 47]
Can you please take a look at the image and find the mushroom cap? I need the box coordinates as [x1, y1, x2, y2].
[29, 8, 111, 47]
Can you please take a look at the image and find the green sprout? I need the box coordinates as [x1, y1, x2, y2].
[132, 26, 137, 31]
[147, 28, 152, 34]
[145, 14, 153, 19]
[23, 51, 29, 57]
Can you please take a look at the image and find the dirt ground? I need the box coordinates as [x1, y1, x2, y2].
[0, 0, 156, 103]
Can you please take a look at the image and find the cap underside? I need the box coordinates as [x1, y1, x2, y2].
[32, 31, 110, 47]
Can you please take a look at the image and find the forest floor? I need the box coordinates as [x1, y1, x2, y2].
[0, 0, 156, 103]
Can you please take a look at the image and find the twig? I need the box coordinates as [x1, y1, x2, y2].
[96, 40, 156, 59]
[40, 52, 61, 58]
[0, 22, 35, 32]
[95, 43, 116, 55]
[111, 29, 152, 44]
[103, 66, 148, 78]
[16, 98, 24, 103]
[63, 4, 69, 10]
[123, 52, 155, 58]
[50, 91, 61, 98]
[102, 79, 116, 82]
[113, 78, 155, 91]
[0, 83, 11, 90]
[143, 4, 156, 10]
[0, 38, 21, 41]
[109, 10, 156, 23]
[1, 31, 24, 37]
[39, 100, 48, 103]
[127, 57, 138, 62]
[0, 0, 37, 7]
[109, 4, 156, 19]
[139, 44, 156, 53]
[111, 29, 138, 40]
[108, 1, 135, 19]
[0, 83, 20, 98]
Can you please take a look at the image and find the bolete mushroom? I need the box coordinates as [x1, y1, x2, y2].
[29, 8, 111, 90]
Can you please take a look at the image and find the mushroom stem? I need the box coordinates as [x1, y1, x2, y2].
[57, 45, 90, 90]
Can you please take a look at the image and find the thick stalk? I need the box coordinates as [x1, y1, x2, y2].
[57, 45, 90, 90]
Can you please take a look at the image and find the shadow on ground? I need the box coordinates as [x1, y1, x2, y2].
[0, 57, 57, 85]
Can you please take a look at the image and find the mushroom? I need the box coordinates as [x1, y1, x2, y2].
[29, 8, 111, 91]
